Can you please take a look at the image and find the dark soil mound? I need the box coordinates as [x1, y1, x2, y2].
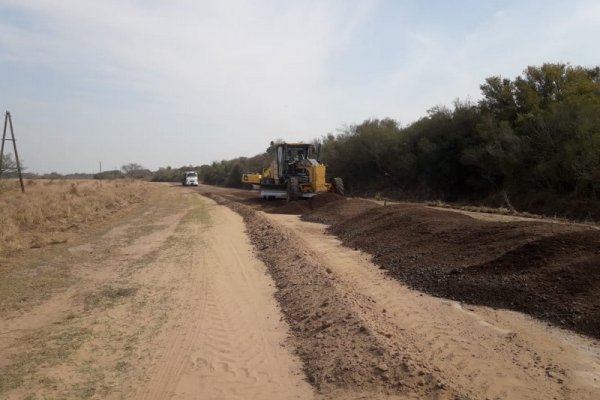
[308, 192, 344, 210]
[303, 199, 379, 225]
[209, 193, 446, 398]
[266, 192, 346, 216]
[329, 205, 575, 270]
[269, 201, 311, 215]
[238, 193, 345, 216]
[404, 231, 600, 337]
[325, 203, 600, 338]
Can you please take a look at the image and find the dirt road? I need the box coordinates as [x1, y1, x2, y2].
[201, 185, 600, 399]
[2, 183, 599, 399]
[0, 186, 312, 399]
[134, 195, 312, 400]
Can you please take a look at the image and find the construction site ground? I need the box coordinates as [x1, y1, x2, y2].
[1, 182, 599, 399]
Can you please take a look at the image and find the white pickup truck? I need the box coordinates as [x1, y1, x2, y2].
[182, 171, 199, 186]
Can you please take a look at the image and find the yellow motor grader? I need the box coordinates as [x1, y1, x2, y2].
[259, 142, 344, 201]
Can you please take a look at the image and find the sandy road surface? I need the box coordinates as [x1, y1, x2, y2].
[0, 186, 312, 399]
[136, 196, 312, 400]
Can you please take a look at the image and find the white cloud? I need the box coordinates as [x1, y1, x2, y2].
[0, 0, 376, 171]
[357, 1, 600, 124]
[0, 0, 598, 173]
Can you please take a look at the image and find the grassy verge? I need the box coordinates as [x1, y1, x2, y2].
[0, 179, 150, 256]
[0, 189, 214, 398]
[0, 319, 93, 395]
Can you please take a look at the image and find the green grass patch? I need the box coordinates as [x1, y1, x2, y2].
[0, 257, 74, 316]
[83, 284, 139, 311]
[0, 324, 92, 395]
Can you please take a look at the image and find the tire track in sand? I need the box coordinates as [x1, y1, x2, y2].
[137, 220, 210, 400]
[137, 198, 312, 400]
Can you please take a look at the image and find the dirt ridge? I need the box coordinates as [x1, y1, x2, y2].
[205, 193, 458, 399]
[305, 200, 600, 339]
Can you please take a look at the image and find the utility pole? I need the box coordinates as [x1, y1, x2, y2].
[0, 111, 25, 192]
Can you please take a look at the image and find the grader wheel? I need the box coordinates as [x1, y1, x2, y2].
[332, 177, 345, 196]
[287, 177, 300, 202]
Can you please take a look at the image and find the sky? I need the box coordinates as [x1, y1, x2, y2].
[0, 0, 599, 174]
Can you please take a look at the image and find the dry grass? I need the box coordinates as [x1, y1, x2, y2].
[83, 284, 139, 311]
[423, 199, 599, 228]
[0, 179, 149, 256]
[424, 199, 531, 217]
[0, 181, 191, 397]
[0, 321, 93, 395]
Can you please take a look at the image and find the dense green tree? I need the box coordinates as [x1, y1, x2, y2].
[226, 164, 242, 188]
[193, 62, 600, 219]
[480, 77, 517, 123]
[94, 170, 124, 180]
[121, 163, 152, 180]
[0, 153, 25, 177]
[152, 166, 184, 182]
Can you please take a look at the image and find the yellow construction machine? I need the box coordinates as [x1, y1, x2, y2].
[259, 142, 344, 200]
[241, 172, 262, 188]
[241, 172, 262, 190]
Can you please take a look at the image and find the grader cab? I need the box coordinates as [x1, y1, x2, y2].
[259, 142, 343, 201]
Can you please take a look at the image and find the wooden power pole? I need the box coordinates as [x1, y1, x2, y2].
[0, 111, 25, 192]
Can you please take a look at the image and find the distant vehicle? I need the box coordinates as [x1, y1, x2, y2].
[182, 171, 199, 186]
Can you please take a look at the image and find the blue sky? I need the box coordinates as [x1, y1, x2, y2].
[1, 0, 599, 173]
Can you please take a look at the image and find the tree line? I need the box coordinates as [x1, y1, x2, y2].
[320, 63, 599, 219]
[3, 63, 597, 219]
[196, 63, 600, 220]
